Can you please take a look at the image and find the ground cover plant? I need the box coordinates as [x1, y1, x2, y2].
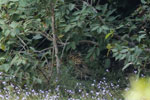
[0, 77, 123, 100]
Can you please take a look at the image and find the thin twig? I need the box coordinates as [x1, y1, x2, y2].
[16, 35, 27, 50]
[61, 36, 70, 59]
[37, 67, 49, 84]
[27, 31, 53, 41]
[27, 31, 66, 45]
[79, 40, 99, 46]
[50, 48, 54, 79]
[97, 0, 101, 6]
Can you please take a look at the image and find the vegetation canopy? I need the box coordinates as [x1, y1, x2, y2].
[0, 0, 150, 99]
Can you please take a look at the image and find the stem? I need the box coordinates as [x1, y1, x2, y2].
[51, 3, 61, 74]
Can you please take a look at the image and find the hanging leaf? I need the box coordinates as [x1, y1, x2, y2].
[0, 44, 6, 51]
[64, 25, 72, 32]
[71, 42, 76, 50]
[141, 0, 147, 4]
[106, 44, 113, 56]
[86, 48, 95, 58]
[105, 29, 114, 39]
[58, 34, 64, 39]
[122, 62, 133, 71]
[0, 64, 11, 72]
[69, 3, 75, 11]
[33, 34, 43, 40]
[106, 44, 113, 50]
[102, 25, 109, 30]
[104, 59, 111, 68]
[137, 34, 146, 42]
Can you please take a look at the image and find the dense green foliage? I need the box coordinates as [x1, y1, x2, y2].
[0, 0, 150, 92]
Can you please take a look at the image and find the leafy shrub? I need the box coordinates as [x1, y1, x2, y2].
[0, 0, 150, 89]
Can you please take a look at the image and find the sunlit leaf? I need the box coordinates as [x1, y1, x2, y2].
[105, 30, 114, 39]
[0, 44, 6, 51]
[122, 62, 133, 71]
[58, 34, 64, 39]
[33, 34, 42, 40]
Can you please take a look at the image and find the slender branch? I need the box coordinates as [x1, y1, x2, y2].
[61, 36, 70, 58]
[37, 67, 49, 84]
[79, 40, 99, 46]
[51, 3, 61, 74]
[16, 35, 27, 50]
[27, 31, 67, 45]
[97, 0, 101, 6]
[27, 31, 53, 41]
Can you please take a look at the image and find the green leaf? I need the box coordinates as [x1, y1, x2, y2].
[120, 49, 128, 53]
[59, 0, 64, 2]
[5, 30, 11, 37]
[91, 25, 99, 31]
[0, 44, 6, 51]
[71, 42, 76, 50]
[14, 66, 21, 76]
[36, 78, 42, 84]
[69, 4, 75, 11]
[106, 9, 116, 17]
[12, 28, 20, 36]
[120, 54, 126, 60]
[106, 44, 112, 50]
[19, 0, 28, 7]
[102, 4, 108, 14]
[10, 0, 19, 1]
[141, 0, 147, 4]
[10, 55, 19, 66]
[115, 54, 122, 60]
[97, 28, 102, 34]
[65, 25, 72, 32]
[86, 48, 95, 58]
[96, 47, 100, 56]
[33, 34, 42, 40]
[0, 64, 11, 72]
[107, 16, 117, 21]
[122, 62, 133, 71]
[112, 49, 118, 52]
[6, 85, 14, 93]
[137, 34, 146, 42]
[0, 0, 9, 4]
[104, 59, 111, 68]
[105, 30, 114, 39]
[113, 52, 118, 57]
[102, 25, 109, 30]
[10, 21, 19, 28]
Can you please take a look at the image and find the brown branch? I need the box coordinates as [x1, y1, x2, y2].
[27, 31, 67, 46]
[27, 31, 53, 42]
[16, 35, 27, 50]
[51, 3, 61, 74]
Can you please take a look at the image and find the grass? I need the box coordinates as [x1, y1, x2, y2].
[0, 78, 124, 100]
